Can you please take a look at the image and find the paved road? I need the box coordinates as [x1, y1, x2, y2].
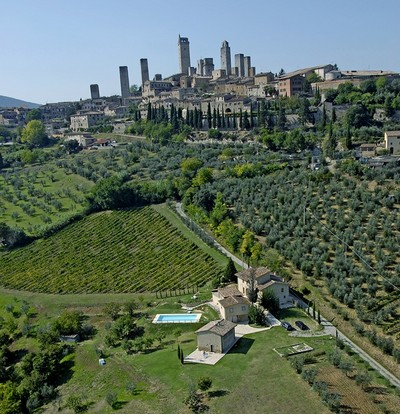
[175, 202, 400, 389]
[290, 292, 400, 390]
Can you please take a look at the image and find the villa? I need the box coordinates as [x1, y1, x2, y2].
[212, 286, 250, 322]
[236, 267, 291, 307]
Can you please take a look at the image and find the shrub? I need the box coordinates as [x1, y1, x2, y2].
[105, 391, 118, 408]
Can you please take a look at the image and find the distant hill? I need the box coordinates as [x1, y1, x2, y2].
[0, 95, 41, 109]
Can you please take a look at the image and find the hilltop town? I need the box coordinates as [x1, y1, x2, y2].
[1, 35, 400, 157]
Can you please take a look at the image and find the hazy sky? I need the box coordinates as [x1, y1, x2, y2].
[2, 0, 399, 104]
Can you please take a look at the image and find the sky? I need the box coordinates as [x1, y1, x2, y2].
[2, 0, 400, 104]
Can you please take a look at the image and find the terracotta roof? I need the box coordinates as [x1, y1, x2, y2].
[217, 286, 243, 298]
[235, 267, 272, 282]
[219, 295, 250, 308]
[196, 319, 236, 336]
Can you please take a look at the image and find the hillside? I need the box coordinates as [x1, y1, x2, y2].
[0, 94, 41, 108]
[0, 206, 224, 293]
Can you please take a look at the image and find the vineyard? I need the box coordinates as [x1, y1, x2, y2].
[0, 206, 223, 293]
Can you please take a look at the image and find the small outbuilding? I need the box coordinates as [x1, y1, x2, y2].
[196, 319, 236, 353]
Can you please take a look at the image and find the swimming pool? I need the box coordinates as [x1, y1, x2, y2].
[153, 313, 201, 323]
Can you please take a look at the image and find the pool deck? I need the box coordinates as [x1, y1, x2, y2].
[184, 322, 271, 365]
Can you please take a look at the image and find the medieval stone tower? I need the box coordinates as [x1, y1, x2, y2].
[220, 40, 231, 75]
[140, 58, 149, 87]
[178, 35, 191, 75]
[119, 66, 130, 98]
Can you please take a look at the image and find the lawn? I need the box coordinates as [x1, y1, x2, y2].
[41, 309, 334, 414]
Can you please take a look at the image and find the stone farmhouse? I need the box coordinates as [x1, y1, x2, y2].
[196, 319, 236, 353]
[212, 286, 251, 323]
[236, 267, 291, 307]
[384, 130, 400, 155]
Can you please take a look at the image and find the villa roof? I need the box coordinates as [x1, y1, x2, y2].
[257, 279, 286, 291]
[217, 286, 243, 298]
[235, 267, 272, 282]
[219, 295, 250, 308]
[196, 319, 236, 336]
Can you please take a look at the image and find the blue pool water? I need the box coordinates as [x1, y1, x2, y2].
[153, 313, 201, 323]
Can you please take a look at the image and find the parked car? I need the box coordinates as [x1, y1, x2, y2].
[281, 321, 294, 331]
[295, 320, 309, 330]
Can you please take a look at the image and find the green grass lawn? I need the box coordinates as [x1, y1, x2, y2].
[2, 288, 399, 413]
[53, 325, 332, 414]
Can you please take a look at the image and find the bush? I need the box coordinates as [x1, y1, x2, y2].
[248, 305, 265, 325]
[105, 390, 118, 408]
[208, 129, 222, 139]
[290, 356, 305, 374]
[301, 367, 318, 385]
[198, 376, 212, 392]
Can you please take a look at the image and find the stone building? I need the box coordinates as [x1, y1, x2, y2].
[384, 130, 400, 154]
[197, 58, 214, 76]
[212, 286, 250, 323]
[119, 66, 130, 98]
[90, 84, 100, 100]
[70, 111, 104, 131]
[178, 35, 191, 75]
[244, 56, 251, 77]
[196, 319, 236, 353]
[220, 40, 231, 75]
[140, 58, 150, 87]
[235, 53, 245, 77]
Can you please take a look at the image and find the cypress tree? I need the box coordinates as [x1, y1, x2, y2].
[207, 102, 212, 129]
[332, 107, 337, 123]
[233, 111, 237, 129]
[217, 108, 221, 128]
[243, 110, 250, 130]
[224, 258, 237, 283]
[189, 110, 194, 127]
[212, 108, 217, 129]
[198, 110, 203, 129]
[257, 102, 261, 126]
[185, 108, 190, 125]
[239, 109, 243, 129]
[177, 344, 181, 360]
[321, 104, 327, 130]
[194, 107, 199, 129]
[146, 102, 152, 121]
[172, 111, 179, 132]
[317, 309, 321, 324]
[312, 302, 316, 320]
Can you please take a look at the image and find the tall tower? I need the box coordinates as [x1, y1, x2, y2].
[220, 40, 231, 75]
[235, 54, 245, 77]
[140, 58, 149, 87]
[119, 66, 130, 98]
[90, 84, 100, 100]
[178, 35, 191, 75]
[244, 56, 251, 77]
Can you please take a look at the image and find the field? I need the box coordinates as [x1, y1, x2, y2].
[0, 205, 225, 294]
[6, 291, 394, 414]
[0, 163, 92, 234]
